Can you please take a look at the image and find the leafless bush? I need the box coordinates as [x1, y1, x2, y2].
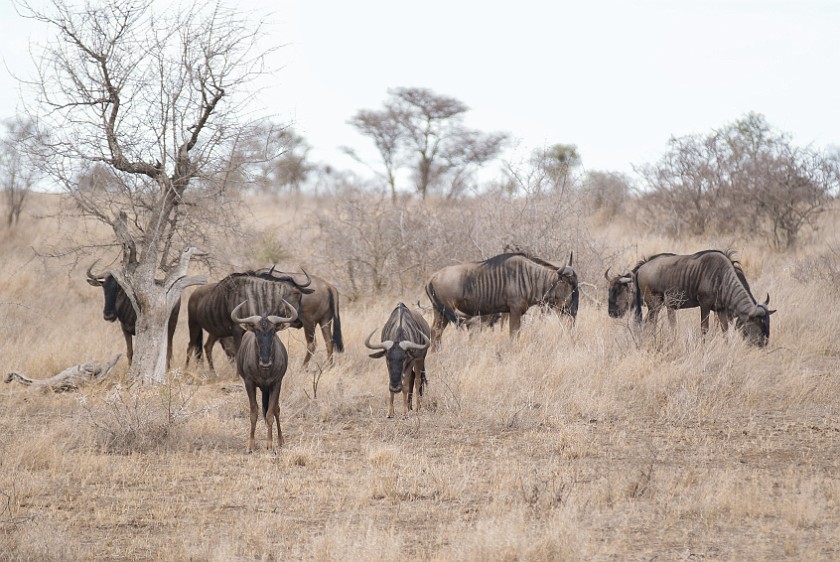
[580, 170, 632, 221]
[792, 246, 840, 292]
[636, 113, 838, 248]
[315, 178, 605, 298]
[79, 379, 196, 454]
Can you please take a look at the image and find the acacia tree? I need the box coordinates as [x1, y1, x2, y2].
[19, 0, 274, 383]
[349, 87, 507, 200]
[0, 116, 41, 227]
[345, 108, 404, 202]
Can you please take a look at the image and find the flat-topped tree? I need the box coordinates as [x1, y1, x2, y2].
[17, 0, 276, 383]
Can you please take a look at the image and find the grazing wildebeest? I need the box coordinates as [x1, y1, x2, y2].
[231, 300, 296, 454]
[256, 269, 344, 368]
[604, 267, 635, 318]
[185, 283, 235, 367]
[425, 252, 578, 348]
[185, 270, 314, 372]
[86, 264, 180, 368]
[365, 303, 431, 418]
[631, 250, 775, 346]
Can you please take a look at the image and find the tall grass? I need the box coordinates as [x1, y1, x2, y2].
[1, 193, 839, 560]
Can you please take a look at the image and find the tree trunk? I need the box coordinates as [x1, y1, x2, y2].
[120, 246, 206, 385]
[128, 291, 173, 385]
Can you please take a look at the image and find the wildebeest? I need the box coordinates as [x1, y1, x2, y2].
[231, 300, 296, 454]
[631, 250, 775, 346]
[604, 267, 635, 318]
[365, 303, 431, 418]
[425, 252, 578, 347]
[185, 283, 236, 367]
[86, 264, 180, 368]
[256, 269, 344, 368]
[185, 270, 314, 372]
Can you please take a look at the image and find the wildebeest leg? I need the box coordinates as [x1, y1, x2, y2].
[403, 363, 415, 416]
[508, 310, 522, 338]
[700, 305, 711, 336]
[431, 309, 447, 350]
[264, 385, 283, 454]
[413, 358, 425, 413]
[387, 391, 396, 419]
[302, 324, 316, 368]
[122, 328, 134, 365]
[205, 334, 218, 372]
[717, 310, 730, 332]
[320, 321, 333, 364]
[243, 379, 259, 454]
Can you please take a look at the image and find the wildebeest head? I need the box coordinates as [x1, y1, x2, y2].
[365, 330, 430, 393]
[736, 294, 776, 347]
[250, 267, 315, 329]
[231, 300, 297, 369]
[605, 268, 634, 318]
[541, 252, 579, 318]
[86, 263, 121, 323]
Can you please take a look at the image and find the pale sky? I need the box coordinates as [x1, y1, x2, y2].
[2, 0, 838, 182]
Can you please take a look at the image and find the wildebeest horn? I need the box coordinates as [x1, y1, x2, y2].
[266, 299, 298, 325]
[559, 265, 574, 277]
[399, 331, 430, 351]
[364, 330, 394, 351]
[297, 268, 312, 288]
[567, 251, 573, 267]
[763, 294, 770, 306]
[604, 267, 611, 281]
[85, 261, 108, 286]
[230, 301, 262, 325]
[618, 275, 633, 285]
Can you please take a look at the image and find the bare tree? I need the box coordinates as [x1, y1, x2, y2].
[346, 108, 404, 202]
[439, 128, 508, 199]
[350, 87, 508, 199]
[0, 116, 41, 227]
[18, 0, 276, 383]
[637, 113, 838, 247]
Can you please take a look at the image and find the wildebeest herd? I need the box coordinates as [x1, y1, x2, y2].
[87, 249, 775, 453]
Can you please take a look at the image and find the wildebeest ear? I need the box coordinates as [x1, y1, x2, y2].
[368, 351, 386, 359]
[768, 308, 777, 315]
[300, 287, 316, 294]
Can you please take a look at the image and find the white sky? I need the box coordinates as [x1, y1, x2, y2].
[1, 0, 838, 181]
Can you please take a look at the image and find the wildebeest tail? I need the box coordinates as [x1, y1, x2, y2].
[632, 273, 643, 323]
[425, 281, 461, 326]
[329, 288, 344, 353]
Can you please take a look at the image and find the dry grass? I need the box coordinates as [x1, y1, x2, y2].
[1, 193, 840, 561]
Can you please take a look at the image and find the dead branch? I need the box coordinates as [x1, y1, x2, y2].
[4, 354, 122, 392]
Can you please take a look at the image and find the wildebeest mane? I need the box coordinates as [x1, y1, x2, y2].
[480, 252, 557, 270]
[632, 252, 676, 273]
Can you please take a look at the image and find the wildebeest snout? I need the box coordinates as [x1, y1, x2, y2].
[389, 384, 403, 393]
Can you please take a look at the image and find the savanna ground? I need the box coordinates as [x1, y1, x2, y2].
[2, 192, 840, 561]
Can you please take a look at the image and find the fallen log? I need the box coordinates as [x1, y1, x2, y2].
[4, 354, 122, 392]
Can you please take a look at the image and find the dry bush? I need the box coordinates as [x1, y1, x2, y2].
[78, 382, 195, 454]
